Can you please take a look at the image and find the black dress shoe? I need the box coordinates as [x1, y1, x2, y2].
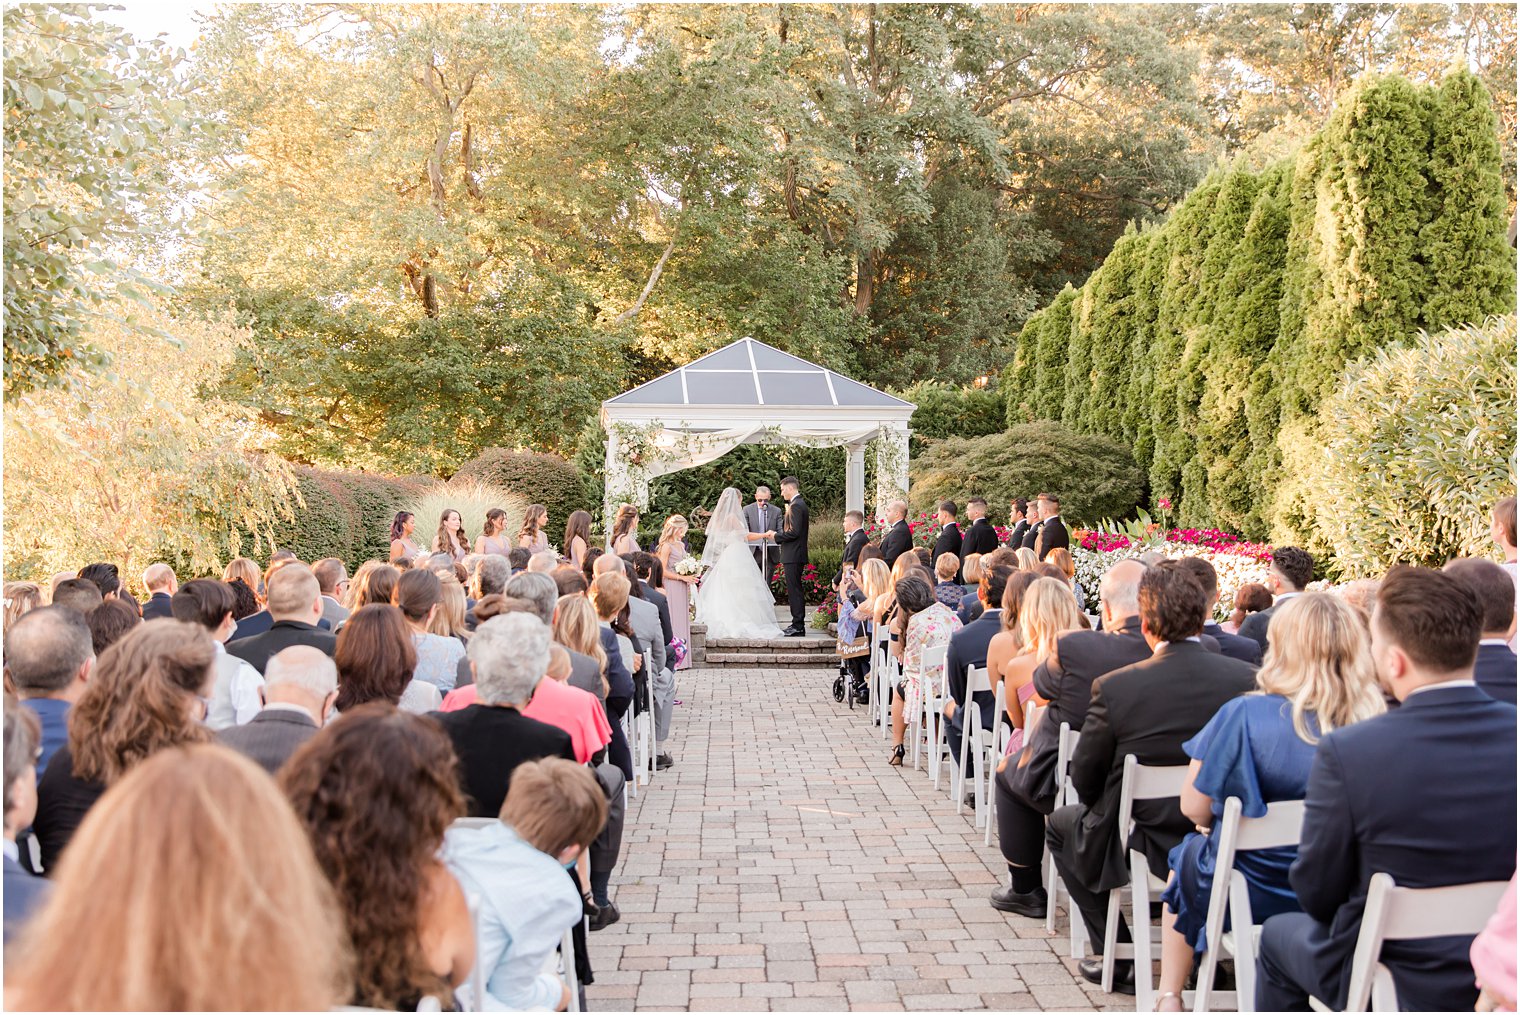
[783, 627, 805, 637]
[989, 884, 1047, 919]
[655, 753, 674, 770]
[1078, 957, 1136, 995]
[589, 900, 621, 931]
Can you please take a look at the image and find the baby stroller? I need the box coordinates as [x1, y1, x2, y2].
[833, 586, 871, 708]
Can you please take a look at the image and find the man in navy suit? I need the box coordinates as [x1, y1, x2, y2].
[1178, 556, 1262, 664]
[139, 563, 178, 620]
[1444, 557, 1517, 704]
[1256, 566, 1518, 1012]
[944, 564, 1013, 783]
[1237, 546, 1314, 655]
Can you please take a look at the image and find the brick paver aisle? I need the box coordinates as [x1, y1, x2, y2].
[586, 665, 1125, 1012]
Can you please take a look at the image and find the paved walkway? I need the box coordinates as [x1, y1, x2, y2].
[586, 665, 1127, 1012]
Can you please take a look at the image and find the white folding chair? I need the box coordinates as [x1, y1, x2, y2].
[635, 651, 656, 788]
[1101, 756, 1190, 1001]
[1193, 797, 1306, 1013]
[1306, 874, 1509, 1013]
[954, 666, 992, 824]
[874, 633, 895, 741]
[1044, 723, 1088, 956]
[910, 642, 948, 771]
[981, 680, 1011, 847]
[562, 924, 582, 1013]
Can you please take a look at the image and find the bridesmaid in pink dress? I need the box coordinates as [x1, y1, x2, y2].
[655, 515, 694, 671]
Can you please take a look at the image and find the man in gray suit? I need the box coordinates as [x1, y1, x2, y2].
[743, 485, 783, 577]
[217, 646, 337, 775]
[313, 558, 350, 628]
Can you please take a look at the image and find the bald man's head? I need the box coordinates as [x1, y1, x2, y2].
[1100, 558, 1149, 622]
[142, 563, 177, 594]
[592, 553, 624, 576]
[263, 645, 338, 719]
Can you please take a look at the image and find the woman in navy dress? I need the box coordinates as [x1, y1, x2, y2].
[1152, 593, 1386, 1011]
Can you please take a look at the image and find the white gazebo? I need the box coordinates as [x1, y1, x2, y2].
[600, 337, 915, 530]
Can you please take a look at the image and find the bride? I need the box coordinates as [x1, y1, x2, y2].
[696, 488, 784, 639]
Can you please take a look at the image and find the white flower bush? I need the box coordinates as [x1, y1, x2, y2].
[1072, 541, 1272, 621]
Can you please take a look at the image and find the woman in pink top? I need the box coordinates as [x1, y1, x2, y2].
[441, 645, 612, 764]
[1473, 875, 1517, 1012]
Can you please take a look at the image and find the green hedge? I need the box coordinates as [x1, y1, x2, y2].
[999, 70, 1515, 544]
[1289, 315, 1516, 576]
[908, 420, 1145, 526]
[261, 467, 427, 570]
[451, 448, 595, 537]
[897, 380, 1006, 455]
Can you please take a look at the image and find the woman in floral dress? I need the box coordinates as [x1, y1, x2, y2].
[888, 574, 961, 766]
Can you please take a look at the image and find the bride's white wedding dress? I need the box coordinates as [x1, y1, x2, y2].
[696, 488, 784, 639]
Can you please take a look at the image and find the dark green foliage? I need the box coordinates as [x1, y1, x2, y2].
[262, 468, 426, 570]
[898, 380, 1006, 455]
[997, 69, 1513, 546]
[909, 421, 1145, 526]
[451, 449, 596, 537]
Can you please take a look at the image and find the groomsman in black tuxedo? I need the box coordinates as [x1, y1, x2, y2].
[932, 500, 963, 584]
[1021, 497, 1043, 552]
[961, 497, 1000, 556]
[880, 500, 913, 568]
[775, 477, 810, 636]
[1032, 493, 1068, 560]
[841, 510, 868, 569]
[1005, 498, 1030, 549]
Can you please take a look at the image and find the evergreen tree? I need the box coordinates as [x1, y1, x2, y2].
[1033, 287, 1078, 419]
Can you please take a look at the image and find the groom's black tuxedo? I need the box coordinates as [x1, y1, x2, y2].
[776, 494, 810, 630]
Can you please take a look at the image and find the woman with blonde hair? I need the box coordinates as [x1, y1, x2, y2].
[1152, 592, 1386, 1011]
[475, 509, 511, 557]
[431, 508, 470, 563]
[653, 515, 693, 670]
[6, 744, 352, 1011]
[1013, 547, 1039, 572]
[553, 594, 610, 699]
[223, 557, 263, 603]
[32, 620, 214, 871]
[429, 573, 471, 645]
[4, 582, 43, 635]
[517, 504, 550, 553]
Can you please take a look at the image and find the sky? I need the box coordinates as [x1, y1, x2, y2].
[95, 0, 209, 51]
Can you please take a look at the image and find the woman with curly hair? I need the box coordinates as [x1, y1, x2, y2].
[32, 620, 214, 871]
[608, 503, 639, 555]
[431, 509, 471, 564]
[474, 508, 511, 558]
[334, 604, 442, 715]
[281, 705, 474, 1010]
[7, 744, 352, 1011]
[518, 504, 550, 553]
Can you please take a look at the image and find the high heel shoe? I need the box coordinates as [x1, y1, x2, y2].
[888, 744, 905, 766]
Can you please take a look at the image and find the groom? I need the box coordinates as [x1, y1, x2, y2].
[774, 476, 810, 637]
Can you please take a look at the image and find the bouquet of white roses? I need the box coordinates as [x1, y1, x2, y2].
[673, 555, 706, 578]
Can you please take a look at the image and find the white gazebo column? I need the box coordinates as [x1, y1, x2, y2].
[873, 425, 911, 522]
[845, 442, 867, 516]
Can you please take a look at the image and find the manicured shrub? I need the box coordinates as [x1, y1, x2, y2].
[898, 380, 1006, 453]
[451, 448, 595, 537]
[909, 420, 1145, 526]
[1293, 315, 1517, 576]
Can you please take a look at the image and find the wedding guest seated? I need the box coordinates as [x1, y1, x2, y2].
[226, 563, 337, 673]
[4, 697, 49, 944]
[312, 557, 350, 627]
[171, 578, 264, 730]
[960, 552, 983, 597]
[1043, 546, 1087, 609]
[508, 547, 531, 573]
[50, 577, 103, 615]
[227, 576, 260, 622]
[581, 546, 605, 585]
[944, 564, 1014, 784]
[3, 582, 43, 636]
[1238, 546, 1314, 654]
[392, 568, 465, 693]
[858, 542, 884, 567]
[888, 575, 962, 767]
[445, 758, 608, 1012]
[934, 553, 964, 609]
[1013, 546, 1039, 572]
[914, 546, 933, 570]
[528, 550, 558, 573]
[1256, 566, 1518, 1012]
[1443, 557, 1517, 704]
[1495, 496, 1518, 577]
[138, 563, 177, 620]
[430, 572, 472, 647]
[217, 646, 337, 775]
[1472, 876, 1517, 1014]
[223, 556, 263, 602]
[230, 558, 296, 639]
[86, 598, 140, 655]
[1336, 578, 1380, 624]
[77, 562, 127, 605]
[1046, 561, 1257, 993]
[334, 604, 442, 715]
[1224, 581, 1273, 634]
[8, 745, 350, 1010]
[1178, 556, 1263, 664]
[34, 620, 214, 871]
[1152, 594, 1384, 1011]
[433, 613, 577, 817]
[349, 561, 400, 611]
[553, 594, 612, 700]
[5, 606, 94, 773]
[554, 567, 589, 597]
[282, 705, 474, 1010]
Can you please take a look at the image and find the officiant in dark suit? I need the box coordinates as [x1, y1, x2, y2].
[962, 498, 1000, 556]
[879, 500, 913, 567]
[742, 485, 783, 577]
[775, 477, 810, 636]
[1033, 493, 1068, 560]
[932, 501, 963, 583]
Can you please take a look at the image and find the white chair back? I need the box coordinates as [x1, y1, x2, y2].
[1105, 756, 1191, 1000]
[965, 664, 991, 696]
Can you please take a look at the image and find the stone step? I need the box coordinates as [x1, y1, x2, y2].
[705, 637, 836, 651]
[702, 651, 841, 667]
